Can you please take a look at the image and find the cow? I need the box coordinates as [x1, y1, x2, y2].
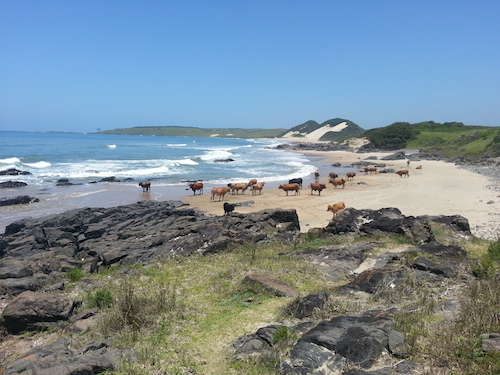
[416, 165, 422, 170]
[346, 172, 356, 180]
[314, 171, 320, 182]
[248, 179, 258, 186]
[189, 182, 204, 195]
[364, 167, 377, 174]
[279, 183, 301, 196]
[309, 183, 326, 196]
[228, 182, 250, 195]
[329, 178, 346, 189]
[327, 201, 346, 219]
[251, 182, 265, 195]
[396, 170, 410, 178]
[139, 181, 151, 192]
[211, 187, 230, 201]
[328, 172, 338, 180]
[223, 202, 235, 215]
[288, 178, 303, 187]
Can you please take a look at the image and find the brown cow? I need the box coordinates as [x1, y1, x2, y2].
[328, 172, 338, 180]
[346, 172, 356, 180]
[396, 170, 410, 178]
[309, 183, 326, 196]
[248, 179, 257, 186]
[416, 165, 422, 169]
[189, 182, 204, 195]
[278, 183, 300, 196]
[229, 182, 250, 195]
[211, 187, 230, 201]
[329, 178, 346, 189]
[139, 181, 151, 192]
[251, 182, 265, 195]
[364, 167, 377, 174]
[327, 201, 346, 219]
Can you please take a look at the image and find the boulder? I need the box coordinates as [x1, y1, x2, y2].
[0, 168, 31, 176]
[0, 181, 28, 188]
[2, 291, 81, 333]
[0, 195, 39, 206]
[242, 273, 300, 297]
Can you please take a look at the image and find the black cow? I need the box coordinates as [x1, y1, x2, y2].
[288, 178, 303, 187]
[223, 202, 235, 215]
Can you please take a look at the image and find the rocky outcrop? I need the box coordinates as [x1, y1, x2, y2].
[0, 195, 39, 206]
[0, 200, 300, 297]
[0, 337, 133, 375]
[322, 207, 471, 243]
[0, 169, 32, 176]
[0, 181, 28, 188]
[2, 291, 81, 334]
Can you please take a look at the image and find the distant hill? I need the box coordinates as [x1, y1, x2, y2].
[97, 126, 286, 139]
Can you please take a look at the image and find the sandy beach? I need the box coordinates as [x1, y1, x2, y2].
[184, 150, 500, 240]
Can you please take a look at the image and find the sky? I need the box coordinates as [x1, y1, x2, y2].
[1, 1, 499, 133]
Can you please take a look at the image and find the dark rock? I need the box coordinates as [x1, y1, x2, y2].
[381, 152, 406, 160]
[0, 181, 28, 188]
[284, 291, 328, 319]
[213, 158, 235, 162]
[0, 168, 32, 176]
[100, 176, 120, 182]
[0, 337, 133, 374]
[2, 291, 81, 333]
[482, 333, 500, 353]
[56, 179, 82, 186]
[281, 310, 406, 373]
[0, 195, 39, 206]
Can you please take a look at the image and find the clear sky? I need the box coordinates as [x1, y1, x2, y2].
[1, 1, 499, 133]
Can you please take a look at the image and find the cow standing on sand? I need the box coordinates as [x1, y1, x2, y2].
[139, 181, 151, 192]
[396, 170, 410, 178]
[211, 187, 230, 201]
[346, 172, 356, 180]
[329, 178, 346, 189]
[279, 183, 301, 196]
[251, 182, 265, 195]
[309, 183, 326, 196]
[189, 182, 204, 195]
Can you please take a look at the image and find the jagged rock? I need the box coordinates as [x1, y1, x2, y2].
[280, 310, 407, 373]
[0, 337, 134, 375]
[242, 273, 300, 297]
[0, 201, 300, 296]
[283, 291, 328, 319]
[0, 181, 28, 188]
[324, 207, 436, 244]
[213, 158, 235, 162]
[381, 152, 406, 160]
[340, 267, 409, 294]
[2, 291, 81, 333]
[0, 168, 31, 176]
[0, 195, 39, 206]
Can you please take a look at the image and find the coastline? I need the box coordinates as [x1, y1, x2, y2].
[1, 146, 498, 241]
[183, 149, 500, 240]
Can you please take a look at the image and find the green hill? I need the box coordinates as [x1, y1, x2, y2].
[364, 121, 500, 158]
[98, 126, 286, 138]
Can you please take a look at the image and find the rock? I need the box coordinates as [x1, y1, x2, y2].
[283, 291, 328, 318]
[2, 291, 81, 333]
[242, 273, 300, 297]
[213, 158, 235, 162]
[381, 151, 406, 160]
[0, 168, 31, 176]
[0, 195, 39, 206]
[482, 333, 500, 353]
[281, 310, 406, 373]
[0, 181, 28, 188]
[0, 337, 133, 375]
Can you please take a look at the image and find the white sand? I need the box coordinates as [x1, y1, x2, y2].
[184, 150, 500, 240]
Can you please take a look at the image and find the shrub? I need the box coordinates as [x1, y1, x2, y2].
[66, 268, 84, 282]
[86, 289, 114, 309]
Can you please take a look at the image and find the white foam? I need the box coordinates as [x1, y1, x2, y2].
[24, 161, 52, 168]
[177, 159, 198, 165]
[166, 143, 187, 147]
[107, 144, 117, 148]
[0, 157, 21, 164]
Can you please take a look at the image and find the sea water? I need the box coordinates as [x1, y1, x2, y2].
[0, 131, 316, 186]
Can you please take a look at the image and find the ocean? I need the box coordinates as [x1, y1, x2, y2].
[1, 130, 339, 231]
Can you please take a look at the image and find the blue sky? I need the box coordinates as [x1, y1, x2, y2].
[1, 1, 499, 132]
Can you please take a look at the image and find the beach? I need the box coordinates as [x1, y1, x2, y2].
[184, 150, 500, 241]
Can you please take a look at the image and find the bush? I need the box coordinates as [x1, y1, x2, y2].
[86, 289, 114, 309]
[66, 268, 84, 282]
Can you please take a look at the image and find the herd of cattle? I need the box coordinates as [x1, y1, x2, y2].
[138, 162, 418, 219]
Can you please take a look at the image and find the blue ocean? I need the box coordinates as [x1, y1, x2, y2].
[0, 131, 315, 186]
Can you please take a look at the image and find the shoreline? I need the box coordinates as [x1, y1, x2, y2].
[183, 149, 500, 240]
[1, 148, 499, 240]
